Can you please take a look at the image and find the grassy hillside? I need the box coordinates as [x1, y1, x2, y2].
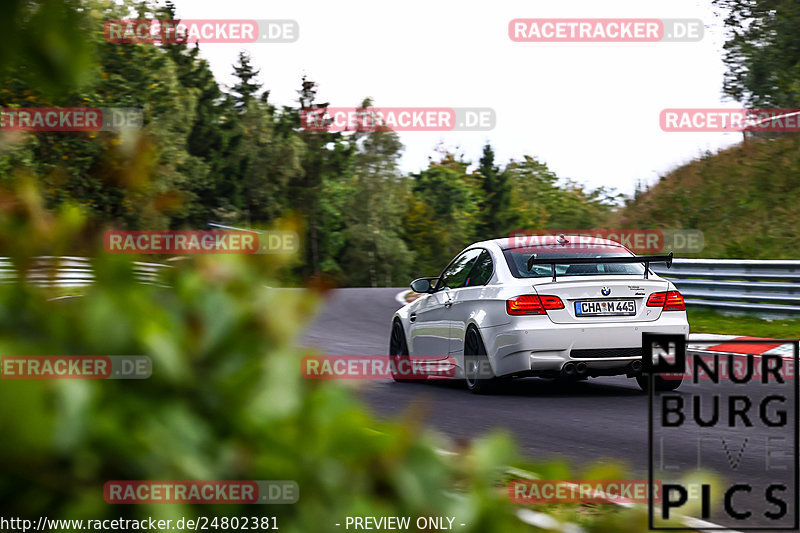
[612, 136, 800, 258]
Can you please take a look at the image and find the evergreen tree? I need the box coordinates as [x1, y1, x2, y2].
[477, 142, 511, 237]
[339, 99, 413, 286]
[231, 52, 262, 111]
[289, 77, 354, 276]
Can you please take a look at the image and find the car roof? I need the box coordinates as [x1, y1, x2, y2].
[479, 235, 625, 251]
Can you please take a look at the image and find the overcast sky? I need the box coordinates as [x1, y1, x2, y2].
[167, 0, 743, 196]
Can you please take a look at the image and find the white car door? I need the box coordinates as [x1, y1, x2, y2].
[410, 249, 481, 357]
[409, 289, 453, 356]
[447, 249, 494, 356]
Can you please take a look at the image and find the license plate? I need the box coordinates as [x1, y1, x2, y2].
[574, 299, 636, 316]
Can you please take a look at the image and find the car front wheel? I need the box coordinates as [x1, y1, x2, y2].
[389, 320, 419, 382]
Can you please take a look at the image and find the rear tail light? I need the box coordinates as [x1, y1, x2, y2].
[539, 295, 565, 310]
[663, 291, 685, 311]
[507, 295, 544, 315]
[646, 292, 666, 307]
[646, 291, 685, 311]
[506, 295, 564, 315]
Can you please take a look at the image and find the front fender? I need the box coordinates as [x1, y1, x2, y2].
[392, 294, 427, 351]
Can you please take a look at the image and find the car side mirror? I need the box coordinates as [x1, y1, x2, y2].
[410, 278, 436, 294]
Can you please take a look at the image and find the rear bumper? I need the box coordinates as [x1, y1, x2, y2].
[483, 314, 689, 377]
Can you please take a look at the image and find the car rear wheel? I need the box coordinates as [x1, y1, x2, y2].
[389, 320, 418, 382]
[635, 374, 682, 392]
[464, 327, 496, 394]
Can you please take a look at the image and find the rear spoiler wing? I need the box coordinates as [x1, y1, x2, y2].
[527, 251, 673, 281]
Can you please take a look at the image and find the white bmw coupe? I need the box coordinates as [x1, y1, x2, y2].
[390, 235, 689, 393]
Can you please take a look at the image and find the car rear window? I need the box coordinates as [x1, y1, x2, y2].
[503, 244, 646, 278]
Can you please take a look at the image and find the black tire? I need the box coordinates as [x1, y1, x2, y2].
[389, 320, 419, 382]
[636, 374, 683, 392]
[464, 327, 497, 394]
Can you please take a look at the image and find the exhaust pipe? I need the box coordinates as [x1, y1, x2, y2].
[562, 362, 576, 375]
[631, 360, 643, 373]
[575, 362, 588, 375]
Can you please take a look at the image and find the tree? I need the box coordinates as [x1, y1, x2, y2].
[0, 0, 202, 229]
[713, 0, 800, 107]
[338, 100, 413, 286]
[477, 142, 511, 237]
[288, 77, 354, 276]
[405, 152, 479, 270]
[239, 98, 305, 224]
[231, 51, 262, 111]
[157, 3, 243, 226]
[503, 156, 617, 231]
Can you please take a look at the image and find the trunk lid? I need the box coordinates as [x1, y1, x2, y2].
[533, 277, 669, 323]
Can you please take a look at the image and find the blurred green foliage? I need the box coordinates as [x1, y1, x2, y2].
[0, 182, 647, 530]
[0, 2, 651, 531]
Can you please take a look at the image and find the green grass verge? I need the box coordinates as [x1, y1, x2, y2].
[688, 308, 800, 338]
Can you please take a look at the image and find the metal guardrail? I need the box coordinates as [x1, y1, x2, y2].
[3, 256, 799, 316]
[652, 258, 800, 316]
[0, 256, 170, 288]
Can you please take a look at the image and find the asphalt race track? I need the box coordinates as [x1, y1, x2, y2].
[300, 288, 798, 526]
